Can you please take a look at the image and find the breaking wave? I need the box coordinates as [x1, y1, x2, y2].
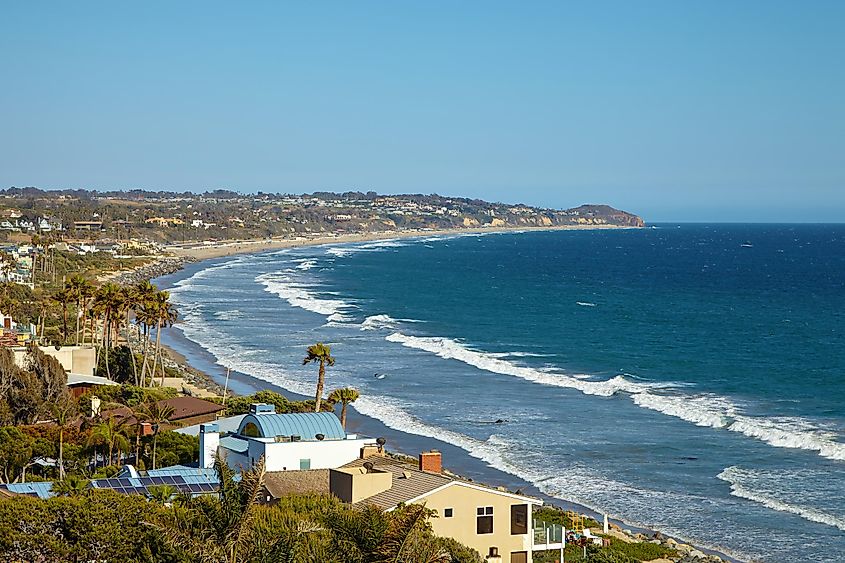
[384, 332, 656, 397]
[718, 466, 845, 531]
[257, 272, 355, 318]
[385, 331, 845, 461]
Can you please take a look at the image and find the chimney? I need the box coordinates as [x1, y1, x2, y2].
[90, 396, 101, 418]
[199, 423, 219, 469]
[419, 450, 442, 473]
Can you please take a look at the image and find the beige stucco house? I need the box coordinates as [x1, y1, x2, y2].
[329, 451, 563, 563]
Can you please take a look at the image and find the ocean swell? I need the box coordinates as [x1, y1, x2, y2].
[385, 331, 845, 461]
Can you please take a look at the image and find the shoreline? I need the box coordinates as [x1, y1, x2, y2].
[149, 228, 740, 563]
[165, 224, 637, 261]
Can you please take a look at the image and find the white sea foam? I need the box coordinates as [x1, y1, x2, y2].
[576, 301, 597, 307]
[718, 466, 845, 531]
[361, 314, 400, 331]
[294, 259, 318, 270]
[386, 331, 845, 461]
[213, 309, 244, 321]
[384, 332, 655, 397]
[360, 314, 422, 331]
[257, 272, 355, 318]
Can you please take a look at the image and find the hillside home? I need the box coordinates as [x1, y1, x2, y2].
[330, 453, 563, 563]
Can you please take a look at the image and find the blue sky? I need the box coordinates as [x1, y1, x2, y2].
[1, 2, 842, 221]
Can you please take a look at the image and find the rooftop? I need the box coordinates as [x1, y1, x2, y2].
[238, 411, 346, 441]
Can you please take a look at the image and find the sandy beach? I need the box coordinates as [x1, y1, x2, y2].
[165, 224, 633, 261]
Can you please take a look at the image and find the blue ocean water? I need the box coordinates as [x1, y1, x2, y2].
[164, 225, 845, 562]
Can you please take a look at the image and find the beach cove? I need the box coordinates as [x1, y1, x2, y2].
[141, 225, 793, 563]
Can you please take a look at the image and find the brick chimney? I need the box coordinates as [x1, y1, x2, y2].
[419, 450, 442, 473]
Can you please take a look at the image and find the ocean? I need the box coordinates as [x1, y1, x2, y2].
[158, 224, 845, 562]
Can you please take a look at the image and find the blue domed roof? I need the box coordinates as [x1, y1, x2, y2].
[237, 412, 346, 441]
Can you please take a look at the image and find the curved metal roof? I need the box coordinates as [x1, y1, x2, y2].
[238, 412, 346, 441]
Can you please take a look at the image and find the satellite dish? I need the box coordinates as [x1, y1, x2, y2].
[376, 437, 386, 446]
[315, 433, 325, 441]
[363, 461, 374, 473]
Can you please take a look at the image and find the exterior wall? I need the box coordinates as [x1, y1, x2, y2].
[13, 345, 96, 376]
[330, 468, 392, 503]
[418, 484, 535, 563]
[240, 437, 374, 472]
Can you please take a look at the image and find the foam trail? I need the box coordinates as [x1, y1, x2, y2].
[718, 466, 845, 531]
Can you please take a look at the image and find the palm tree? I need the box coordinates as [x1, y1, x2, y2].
[145, 290, 177, 388]
[303, 343, 335, 412]
[92, 283, 123, 378]
[327, 387, 359, 430]
[139, 401, 175, 469]
[152, 456, 267, 563]
[51, 286, 74, 344]
[147, 484, 176, 504]
[51, 474, 89, 497]
[134, 280, 158, 386]
[87, 415, 131, 467]
[65, 274, 89, 345]
[51, 393, 77, 480]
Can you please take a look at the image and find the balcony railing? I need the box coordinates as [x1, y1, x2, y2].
[532, 519, 564, 550]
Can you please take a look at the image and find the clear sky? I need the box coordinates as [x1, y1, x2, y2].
[1, 2, 843, 221]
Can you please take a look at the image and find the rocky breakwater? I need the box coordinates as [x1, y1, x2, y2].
[107, 256, 195, 285]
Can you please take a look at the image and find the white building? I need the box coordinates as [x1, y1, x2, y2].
[199, 404, 377, 473]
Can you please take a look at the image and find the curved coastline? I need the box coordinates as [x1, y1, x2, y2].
[152, 230, 742, 563]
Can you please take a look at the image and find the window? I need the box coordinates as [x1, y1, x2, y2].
[511, 504, 528, 535]
[444, 508, 453, 518]
[242, 422, 261, 437]
[299, 458, 311, 470]
[477, 506, 493, 534]
[510, 551, 528, 563]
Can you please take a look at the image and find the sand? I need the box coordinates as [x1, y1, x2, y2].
[165, 224, 632, 261]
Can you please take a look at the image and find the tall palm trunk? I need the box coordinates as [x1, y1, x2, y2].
[314, 361, 326, 412]
[152, 432, 159, 469]
[61, 304, 68, 344]
[126, 311, 139, 386]
[140, 324, 150, 387]
[151, 318, 163, 386]
[58, 427, 65, 480]
[103, 313, 111, 380]
[340, 401, 349, 428]
[75, 301, 81, 345]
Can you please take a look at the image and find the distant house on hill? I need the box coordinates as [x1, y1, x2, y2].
[73, 220, 103, 231]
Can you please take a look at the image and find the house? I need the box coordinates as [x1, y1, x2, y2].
[329, 452, 562, 563]
[99, 396, 224, 433]
[12, 345, 97, 376]
[73, 220, 104, 231]
[198, 404, 376, 473]
[66, 372, 119, 398]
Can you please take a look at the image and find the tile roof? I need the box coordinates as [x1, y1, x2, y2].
[160, 396, 224, 420]
[264, 469, 330, 499]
